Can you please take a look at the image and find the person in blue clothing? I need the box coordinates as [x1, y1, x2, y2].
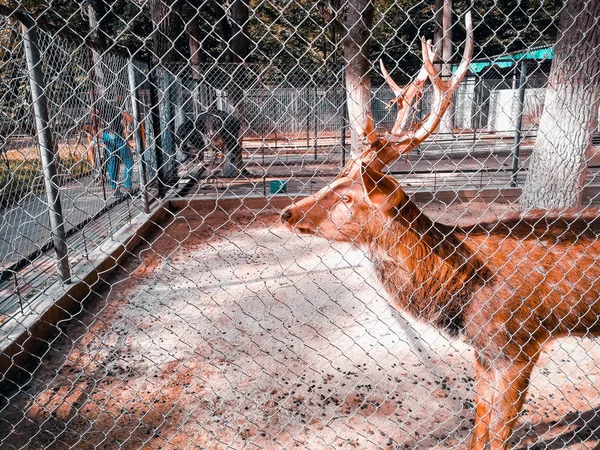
[94, 100, 135, 195]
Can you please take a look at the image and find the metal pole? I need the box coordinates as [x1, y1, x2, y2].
[472, 78, 480, 143]
[340, 84, 348, 168]
[21, 17, 71, 283]
[127, 59, 150, 214]
[511, 60, 528, 187]
[306, 87, 310, 152]
[313, 85, 318, 160]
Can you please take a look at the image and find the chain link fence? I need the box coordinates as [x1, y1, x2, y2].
[1, 0, 600, 449]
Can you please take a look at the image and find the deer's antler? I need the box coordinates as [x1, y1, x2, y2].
[380, 38, 437, 135]
[349, 11, 473, 175]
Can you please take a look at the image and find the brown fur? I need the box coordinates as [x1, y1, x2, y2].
[280, 166, 600, 450]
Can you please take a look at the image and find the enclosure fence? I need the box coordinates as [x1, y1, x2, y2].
[1, 0, 600, 449]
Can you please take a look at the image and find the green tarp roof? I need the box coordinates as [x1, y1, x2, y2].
[453, 46, 554, 73]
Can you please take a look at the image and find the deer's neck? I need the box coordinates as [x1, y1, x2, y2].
[364, 200, 488, 336]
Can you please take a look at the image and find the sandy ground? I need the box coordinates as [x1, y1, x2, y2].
[1, 201, 600, 450]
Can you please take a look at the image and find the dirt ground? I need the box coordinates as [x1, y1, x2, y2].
[2, 200, 600, 450]
[3, 136, 91, 160]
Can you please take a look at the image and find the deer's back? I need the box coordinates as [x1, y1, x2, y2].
[461, 208, 600, 361]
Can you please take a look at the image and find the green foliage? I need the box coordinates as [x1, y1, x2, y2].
[0, 156, 93, 207]
[0, 0, 563, 85]
[455, 0, 562, 55]
[248, 0, 561, 85]
[249, 1, 333, 76]
[0, 16, 28, 128]
[374, 0, 562, 84]
[104, 0, 153, 56]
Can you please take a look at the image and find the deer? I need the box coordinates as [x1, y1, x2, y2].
[280, 12, 600, 450]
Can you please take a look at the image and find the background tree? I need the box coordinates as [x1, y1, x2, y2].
[149, 0, 183, 64]
[86, 0, 109, 49]
[149, 0, 183, 184]
[86, 0, 110, 100]
[219, 0, 249, 177]
[323, 0, 375, 155]
[0, 15, 29, 134]
[520, 0, 600, 209]
[435, 0, 453, 136]
[174, 0, 249, 176]
[186, 3, 203, 82]
[341, 0, 375, 155]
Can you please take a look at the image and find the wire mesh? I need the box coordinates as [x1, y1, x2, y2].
[0, 1, 600, 449]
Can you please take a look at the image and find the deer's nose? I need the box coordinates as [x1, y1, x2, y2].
[280, 208, 293, 223]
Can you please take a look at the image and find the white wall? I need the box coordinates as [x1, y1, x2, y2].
[488, 88, 545, 133]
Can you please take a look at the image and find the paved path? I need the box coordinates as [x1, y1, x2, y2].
[0, 195, 152, 318]
[0, 172, 139, 270]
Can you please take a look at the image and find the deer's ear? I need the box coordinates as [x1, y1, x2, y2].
[361, 164, 403, 210]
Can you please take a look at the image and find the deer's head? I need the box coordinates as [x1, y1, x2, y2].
[281, 13, 473, 244]
[280, 163, 408, 243]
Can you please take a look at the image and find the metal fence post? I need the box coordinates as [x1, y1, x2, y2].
[306, 86, 310, 151]
[340, 86, 348, 168]
[313, 84, 318, 160]
[127, 59, 150, 214]
[511, 60, 528, 187]
[21, 16, 71, 283]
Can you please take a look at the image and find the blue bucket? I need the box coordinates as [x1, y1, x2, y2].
[270, 180, 287, 194]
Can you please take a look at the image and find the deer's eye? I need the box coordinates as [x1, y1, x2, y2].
[341, 195, 351, 203]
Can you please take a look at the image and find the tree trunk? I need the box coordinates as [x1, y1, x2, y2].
[221, 113, 244, 178]
[149, 0, 182, 65]
[86, 0, 110, 177]
[221, 0, 249, 177]
[230, 0, 249, 64]
[228, 0, 249, 126]
[520, 0, 600, 209]
[188, 17, 203, 80]
[87, 0, 108, 97]
[433, 0, 443, 61]
[342, 0, 375, 156]
[187, 17, 203, 116]
[215, 1, 232, 54]
[149, 0, 182, 186]
[436, 0, 454, 137]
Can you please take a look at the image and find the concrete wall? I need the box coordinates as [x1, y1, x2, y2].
[488, 88, 545, 133]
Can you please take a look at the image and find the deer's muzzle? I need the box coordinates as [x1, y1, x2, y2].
[280, 208, 293, 224]
[280, 204, 317, 235]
